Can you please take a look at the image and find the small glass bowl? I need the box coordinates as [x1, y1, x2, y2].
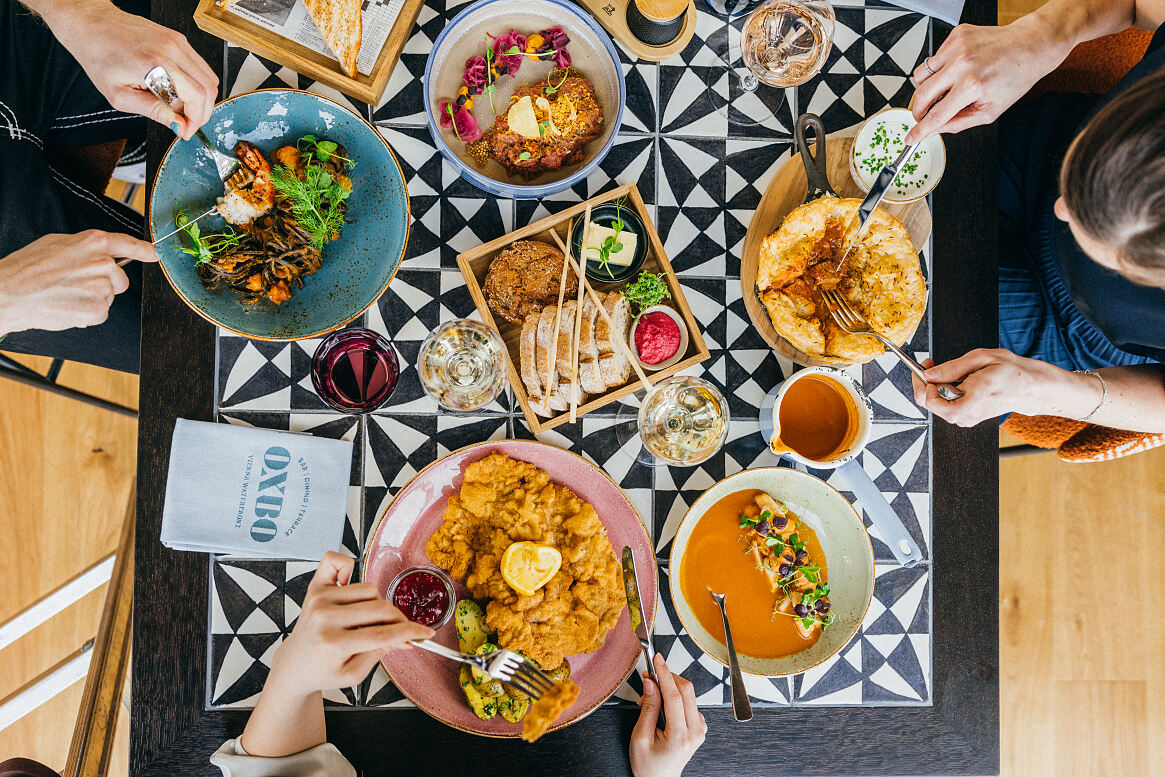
[386, 565, 456, 629]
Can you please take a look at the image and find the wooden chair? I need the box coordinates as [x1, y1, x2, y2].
[0, 482, 135, 777]
[0, 140, 139, 417]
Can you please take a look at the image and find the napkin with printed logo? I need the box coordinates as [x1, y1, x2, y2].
[160, 419, 352, 560]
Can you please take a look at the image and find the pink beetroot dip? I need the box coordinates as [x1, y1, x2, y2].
[634, 311, 682, 365]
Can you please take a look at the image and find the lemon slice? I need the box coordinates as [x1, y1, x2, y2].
[501, 541, 562, 597]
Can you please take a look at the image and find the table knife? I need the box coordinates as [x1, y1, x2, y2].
[622, 545, 664, 729]
[834, 141, 922, 270]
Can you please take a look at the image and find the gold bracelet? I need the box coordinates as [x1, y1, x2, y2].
[1075, 369, 1107, 422]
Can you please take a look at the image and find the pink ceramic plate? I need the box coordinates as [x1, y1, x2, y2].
[362, 440, 656, 737]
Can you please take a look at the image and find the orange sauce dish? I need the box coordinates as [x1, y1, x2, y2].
[679, 489, 831, 660]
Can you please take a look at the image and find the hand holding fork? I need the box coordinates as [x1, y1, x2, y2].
[820, 288, 963, 401]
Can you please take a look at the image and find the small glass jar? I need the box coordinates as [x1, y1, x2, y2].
[386, 565, 456, 629]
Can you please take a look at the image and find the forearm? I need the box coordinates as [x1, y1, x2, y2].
[1026, 0, 1138, 49]
[239, 659, 327, 757]
[18, 0, 111, 25]
[1045, 365, 1165, 433]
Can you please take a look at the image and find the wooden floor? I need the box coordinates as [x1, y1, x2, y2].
[1, 2, 1163, 772]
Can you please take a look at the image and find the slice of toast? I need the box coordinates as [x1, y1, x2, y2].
[302, 0, 362, 79]
[577, 296, 605, 394]
[597, 293, 632, 388]
[519, 314, 543, 401]
[536, 307, 566, 411]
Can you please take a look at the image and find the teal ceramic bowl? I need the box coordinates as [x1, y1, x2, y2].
[148, 89, 410, 341]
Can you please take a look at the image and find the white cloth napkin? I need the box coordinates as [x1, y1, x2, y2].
[885, 0, 966, 27]
[160, 419, 352, 560]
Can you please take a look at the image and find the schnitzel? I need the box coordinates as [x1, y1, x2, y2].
[424, 453, 625, 668]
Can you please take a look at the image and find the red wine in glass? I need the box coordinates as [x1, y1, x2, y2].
[310, 328, 400, 413]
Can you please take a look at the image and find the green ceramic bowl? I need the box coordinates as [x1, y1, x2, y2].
[668, 466, 875, 677]
[148, 89, 410, 341]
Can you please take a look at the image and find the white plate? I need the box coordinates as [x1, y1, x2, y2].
[668, 467, 875, 677]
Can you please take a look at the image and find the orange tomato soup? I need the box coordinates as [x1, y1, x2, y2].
[679, 489, 827, 659]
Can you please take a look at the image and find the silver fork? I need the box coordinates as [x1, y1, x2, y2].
[143, 66, 239, 181]
[410, 640, 556, 699]
[820, 288, 964, 401]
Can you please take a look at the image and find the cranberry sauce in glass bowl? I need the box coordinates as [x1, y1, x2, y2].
[386, 565, 456, 628]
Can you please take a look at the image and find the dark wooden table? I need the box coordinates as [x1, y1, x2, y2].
[134, 1, 998, 774]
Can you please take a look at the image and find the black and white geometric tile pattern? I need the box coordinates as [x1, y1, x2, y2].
[207, 1, 937, 710]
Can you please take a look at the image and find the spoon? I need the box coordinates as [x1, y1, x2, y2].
[708, 589, 753, 722]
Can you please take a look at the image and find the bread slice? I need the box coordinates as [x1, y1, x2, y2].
[554, 301, 577, 378]
[577, 296, 605, 394]
[536, 307, 567, 411]
[519, 314, 543, 401]
[597, 293, 632, 388]
[303, 0, 362, 79]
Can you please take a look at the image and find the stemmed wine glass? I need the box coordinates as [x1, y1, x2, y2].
[615, 376, 731, 467]
[704, 0, 835, 127]
[417, 319, 506, 412]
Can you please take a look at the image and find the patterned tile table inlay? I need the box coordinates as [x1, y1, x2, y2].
[206, 0, 937, 711]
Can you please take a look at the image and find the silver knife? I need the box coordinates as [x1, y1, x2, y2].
[622, 545, 664, 729]
[834, 141, 922, 270]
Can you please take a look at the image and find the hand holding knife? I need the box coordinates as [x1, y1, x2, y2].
[833, 141, 922, 272]
[622, 546, 664, 729]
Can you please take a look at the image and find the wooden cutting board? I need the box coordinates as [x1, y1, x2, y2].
[740, 135, 933, 367]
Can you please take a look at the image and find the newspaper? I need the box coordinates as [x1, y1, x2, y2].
[222, 0, 407, 76]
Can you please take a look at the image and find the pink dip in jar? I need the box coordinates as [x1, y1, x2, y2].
[634, 311, 682, 365]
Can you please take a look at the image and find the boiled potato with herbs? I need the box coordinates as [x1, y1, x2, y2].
[460, 665, 498, 721]
[454, 600, 488, 653]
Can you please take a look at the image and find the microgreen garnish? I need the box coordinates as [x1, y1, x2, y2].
[544, 69, 569, 95]
[483, 39, 497, 114]
[446, 103, 463, 141]
[297, 134, 354, 169]
[624, 269, 671, 316]
[173, 209, 241, 265]
[517, 151, 532, 161]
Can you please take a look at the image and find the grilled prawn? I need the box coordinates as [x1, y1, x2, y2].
[217, 141, 274, 226]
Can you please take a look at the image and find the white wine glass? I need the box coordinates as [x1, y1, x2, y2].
[614, 376, 731, 467]
[704, 0, 836, 127]
[417, 319, 506, 412]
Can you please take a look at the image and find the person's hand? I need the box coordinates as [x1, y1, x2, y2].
[0, 231, 158, 337]
[630, 654, 706, 777]
[910, 349, 1100, 426]
[41, 0, 218, 139]
[904, 16, 1071, 144]
[265, 552, 434, 697]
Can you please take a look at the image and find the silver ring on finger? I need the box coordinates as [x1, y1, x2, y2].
[143, 65, 179, 104]
[924, 57, 937, 76]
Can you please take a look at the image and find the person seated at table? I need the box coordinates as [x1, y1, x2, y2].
[208, 552, 706, 777]
[0, 0, 218, 374]
[904, 0, 1165, 432]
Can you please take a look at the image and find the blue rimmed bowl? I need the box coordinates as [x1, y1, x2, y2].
[423, 0, 626, 199]
[148, 89, 410, 341]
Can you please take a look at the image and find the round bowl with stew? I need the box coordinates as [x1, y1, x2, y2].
[148, 88, 410, 340]
[669, 466, 874, 677]
[423, 0, 626, 199]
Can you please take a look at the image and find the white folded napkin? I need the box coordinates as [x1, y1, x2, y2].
[160, 419, 352, 560]
[885, 0, 965, 27]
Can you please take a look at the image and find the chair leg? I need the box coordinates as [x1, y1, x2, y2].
[63, 480, 135, 777]
[0, 355, 137, 418]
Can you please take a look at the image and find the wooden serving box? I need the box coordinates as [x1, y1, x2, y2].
[457, 183, 710, 434]
[193, 0, 425, 104]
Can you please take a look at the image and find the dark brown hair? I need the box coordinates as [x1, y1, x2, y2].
[1060, 67, 1165, 287]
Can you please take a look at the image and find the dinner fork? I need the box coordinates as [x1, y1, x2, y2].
[143, 66, 239, 182]
[410, 640, 556, 699]
[819, 288, 964, 401]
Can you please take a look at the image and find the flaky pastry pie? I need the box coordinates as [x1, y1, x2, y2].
[756, 196, 926, 364]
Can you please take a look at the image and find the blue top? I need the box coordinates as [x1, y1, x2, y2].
[998, 25, 1165, 369]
